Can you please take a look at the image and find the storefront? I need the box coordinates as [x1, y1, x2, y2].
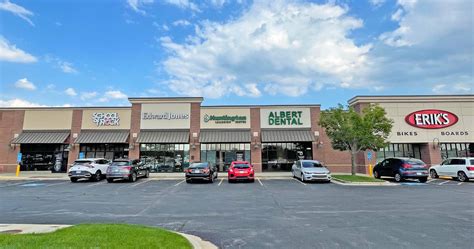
[260, 108, 315, 171]
[349, 95, 474, 168]
[75, 109, 131, 160]
[199, 107, 252, 171]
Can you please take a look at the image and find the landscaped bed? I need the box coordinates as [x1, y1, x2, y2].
[332, 175, 385, 183]
[0, 224, 192, 249]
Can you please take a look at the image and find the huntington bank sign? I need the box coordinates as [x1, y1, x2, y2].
[268, 111, 304, 126]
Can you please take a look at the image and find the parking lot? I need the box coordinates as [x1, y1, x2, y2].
[0, 178, 473, 249]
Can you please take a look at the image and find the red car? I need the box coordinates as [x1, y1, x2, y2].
[228, 161, 255, 183]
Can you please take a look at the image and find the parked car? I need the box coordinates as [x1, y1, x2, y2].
[292, 160, 331, 183]
[185, 162, 217, 183]
[429, 157, 474, 182]
[106, 159, 149, 183]
[228, 161, 254, 183]
[68, 158, 110, 182]
[373, 157, 428, 182]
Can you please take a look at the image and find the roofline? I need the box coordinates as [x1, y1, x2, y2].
[0, 106, 131, 111]
[348, 94, 474, 105]
[202, 104, 320, 108]
[128, 97, 203, 104]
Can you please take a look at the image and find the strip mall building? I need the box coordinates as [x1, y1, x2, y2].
[0, 95, 473, 174]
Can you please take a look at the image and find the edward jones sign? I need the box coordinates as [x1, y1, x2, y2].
[405, 109, 458, 129]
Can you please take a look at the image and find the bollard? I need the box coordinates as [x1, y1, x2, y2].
[16, 164, 20, 177]
[368, 164, 372, 176]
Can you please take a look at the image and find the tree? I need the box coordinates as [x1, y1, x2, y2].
[319, 104, 393, 175]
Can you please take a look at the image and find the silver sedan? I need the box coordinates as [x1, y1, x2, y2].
[292, 160, 331, 183]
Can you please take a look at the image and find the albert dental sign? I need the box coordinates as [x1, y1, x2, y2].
[260, 108, 311, 129]
[405, 109, 458, 129]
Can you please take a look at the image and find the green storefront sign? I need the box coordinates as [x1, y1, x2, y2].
[204, 114, 247, 124]
[268, 111, 303, 126]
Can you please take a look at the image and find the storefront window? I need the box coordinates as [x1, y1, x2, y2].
[262, 142, 312, 171]
[376, 143, 421, 162]
[20, 144, 69, 172]
[140, 144, 190, 173]
[79, 144, 128, 160]
[200, 143, 251, 172]
[440, 143, 473, 159]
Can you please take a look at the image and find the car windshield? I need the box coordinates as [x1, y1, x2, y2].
[74, 160, 92, 165]
[233, 164, 250, 169]
[404, 159, 424, 165]
[112, 161, 130, 166]
[189, 163, 208, 169]
[302, 161, 323, 168]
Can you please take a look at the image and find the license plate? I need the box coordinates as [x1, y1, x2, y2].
[417, 172, 422, 175]
[239, 171, 245, 173]
[113, 169, 119, 172]
[194, 170, 200, 173]
[76, 171, 81, 174]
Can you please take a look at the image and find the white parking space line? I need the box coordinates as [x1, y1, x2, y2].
[86, 181, 105, 188]
[427, 179, 436, 183]
[174, 179, 185, 186]
[257, 178, 263, 186]
[457, 182, 463, 185]
[293, 178, 306, 186]
[439, 181, 450, 185]
[0, 181, 39, 188]
[130, 179, 151, 187]
[218, 178, 223, 186]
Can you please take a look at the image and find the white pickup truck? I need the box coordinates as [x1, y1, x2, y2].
[429, 157, 474, 182]
[68, 158, 110, 182]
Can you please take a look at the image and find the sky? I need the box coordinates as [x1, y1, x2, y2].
[0, 0, 472, 109]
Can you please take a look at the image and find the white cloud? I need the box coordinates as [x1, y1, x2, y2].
[209, 0, 227, 8]
[80, 91, 98, 100]
[369, 0, 386, 7]
[127, 0, 154, 14]
[98, 90, 128, 102]
[0, 98, 45, 107]
[14, 78, 36, 90]
[172, 19, 191, 26]
[432, 83, 472, 94]
[0, 37, 37, 63]
[165, 0, 200, 12]
[59, 61, 78, 74]
[64, 88, 77, 96]
[0, 0, 34, 26]
[160, 0, 371, 98]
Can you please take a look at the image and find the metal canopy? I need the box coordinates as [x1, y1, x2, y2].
[137, 130, 189, 143]
[75, 130, 129, 144]
[11, 131, 70, 144]
[261, 129, 314, 142]
[200, 129, 251, 143]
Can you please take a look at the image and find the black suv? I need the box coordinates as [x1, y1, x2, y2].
[373, 157, 429, 183]
[106, 159, 150, 182]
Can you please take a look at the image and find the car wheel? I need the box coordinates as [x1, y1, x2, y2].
[457, 171, 468, 182]
[373, 170, 380, 179]
[430, 170, 438, 179]
[419, 177, 428, 183]
[129, 172, 137, 182]
[70, 177, 78, 183]
[144, 170, 150, 178]
[394, 173, 403, 182]
[186, 179, 191, 183]
[250, 179, 255, 183]
[292, 170, 296, 178]
[301, 173, 305, 183]
[93, 170, 102, 182]
[209, 174, 214, 183]
[107, 178, 114, 183]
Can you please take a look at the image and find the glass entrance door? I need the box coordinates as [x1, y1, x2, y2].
[201, 143, 250, 172]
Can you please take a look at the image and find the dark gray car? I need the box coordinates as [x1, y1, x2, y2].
[185, 162, 217, 183]
[292, 160, 331, 182]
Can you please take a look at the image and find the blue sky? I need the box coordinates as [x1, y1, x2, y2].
[0, 0, 472, 108]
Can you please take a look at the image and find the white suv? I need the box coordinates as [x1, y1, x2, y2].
[68, 158, 110, 182]
[429, 157, 474, 182]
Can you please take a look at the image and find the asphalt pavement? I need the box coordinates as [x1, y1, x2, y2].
[0, 178, 472, 249]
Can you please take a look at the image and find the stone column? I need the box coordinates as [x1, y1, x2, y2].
[250, 108, 262, 172]
[421, 142, 442, 167]
[68, 109, 82, 169]
[129, 103, 141, 159]
[0, 110, 24, 173]
[189, 103, 201, 162]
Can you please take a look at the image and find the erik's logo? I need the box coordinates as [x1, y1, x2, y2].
[203, 114, 210, 123]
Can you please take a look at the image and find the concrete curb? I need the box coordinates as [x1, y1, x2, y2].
[0, 224, 218, 249]
[331, 178, 397, 186]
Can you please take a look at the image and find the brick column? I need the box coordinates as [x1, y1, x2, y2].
[250, 108, 262, 172]
[189, 103, 201, 162]
[129, 103, 141, 159]
[310, 107, 323, 162]
[67, 110, 82, 169]
[0, 110, 24, 173]
[421, 143, 442, 167]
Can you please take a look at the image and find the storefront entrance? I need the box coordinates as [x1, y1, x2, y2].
[139, 143, 190, 172]
[200, 143, 251, 171]
[262, 142, 312, 171]
[20, 144, 69, 172]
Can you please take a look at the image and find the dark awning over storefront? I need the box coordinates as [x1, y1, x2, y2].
[200, 129, 251, 143]
[11, 130, 70, 144]
[261, 129, 314, 142]
[75, 130, 129, 144]
[137, 130, 189, 143]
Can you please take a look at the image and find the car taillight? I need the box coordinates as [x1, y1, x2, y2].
[402, 163, 412, 169]
[466, 166, 474, 171]
[121, 166, 132, 171]
[228, 168, 234, 173]
[203, 168, 210, 173]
